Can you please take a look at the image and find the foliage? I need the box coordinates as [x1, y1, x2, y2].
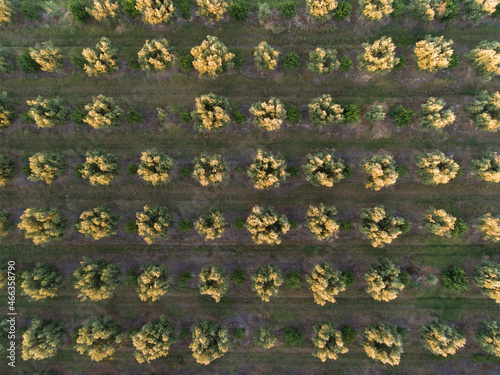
[231, 268, 246, 286]
[0, 49, 15, 74]
[250, 98, 286, 131]
[467, 91, 500, 132]
[254, 325, 275, 348]
[334, 0, 352, 19]
[476, 319, 500, 357]
[476, 213, 500, 242]
[421, 319, 466, 357]
[410, 0, 458, 22]
[306, 204, 339, 240]
[138, 39, 176, 72]
[359, 206, 407, 248]
[359, 37, 399, 75]
[232, 327, 245, 340]
[0, 93, 14, 129]
[73, 258, 120, 301]
[137, 149, 174, 186]
[258, 2, 272, 21]
[247, 150, 287, 189]
[228, 0, 248, 20]
[0, 0, 12, 25]
[74, 316, 125, 361]
[364, 323, 403, 365]
[364, 104, 386, 122]
[286, 104, 301, 123]
[178, 270, 192, 286]
[312, 321, 348, 362]
[254, 41, 279, 71]
[339, 55, 353, 71]
[82, 37, 118, 76]
[195, 209, 226, 240]
[21, 262, 63, 301]
[281, 1, 296, 17]
[196, 0, 228, 20]
[122, 0, 140, 16]
[343, 104, 360, 124]
[423, 207, 459, 237]
[309, 94, 344, 126]
[365, 258, 405, 302]
[303, 150, 349, 187]
[464, 0, 499, 20]
[83, 95, 122, 129]
[75, 206, 119, 240]
[192, 93, 231, 131]
[362, 154, 399, 191]
[178, 218, 193, 232]
[69, 1, 92, 22]
[26, 96, 69, 128]
[178, 53, 194, 72]
[307, 262, 347, 305]
[285, 326, 303, 346]
[341, 325, 357, 344]
[306, 0, 338, 20]
[136, 205, 172, 244]
[189, 320, 229, 365]
[284, 270, 302, 288]
[18, 50, 41, 73]
[441, 266, 470, 293]
[414, 35, 454, 72]
[416, 150, 459, 184]
[137, 264, 171, 302]
[251, 264, 283, 301]
[360, 0, 394, 20]
[389, 104, 415, 127]
[281, 52, 300, 71]
[308, 48, 340, 74]
[246, 206, 290, 245]
[198, 265, 228, 302]
[136, 0, 175, 24]
[29, 42, 63, 72]
[26, 152, 65, 184]
[90, 0, 119, 20]
[132, 316, 175, 363]
[466, 41, 500, 81]
[22, 318, 64, 360]
[18, 208, 67, 245]
[419, 97, 455, 130]
[0, 209, 10, 237]
[474, 261, 500, 303]
[80, 150, 119, 186]
[191, 35, 234, 78]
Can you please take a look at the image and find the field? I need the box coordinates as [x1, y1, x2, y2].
[1, 0, 500, 374]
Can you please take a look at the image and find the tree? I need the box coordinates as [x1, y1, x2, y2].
[192, 153, 228, 186]
[414, 35, 454, 72]
[0, 153, 15, 186]
[192, 93, 231, 131]
[312, 321, 348, 362]
[467, 41, 500, 80]
[285, 326, 303, 346]
[18, 208, 67, 245]
[75, 316, 125, 361]
[132, 315, 175, 363]
[364, 104, 386, 122]
[0, 0, 12, 25]
[410, 0, 458, 22]
[90, 0, 119, 20]
[189, 320, 229, 365]
[138, 39, 176, 72]
[27, 152, 65, 184]
[0, 209, 10, 237]
[441, 266, 470, 293]
[195, 209, 226, 240]
[476, 213, 500, 242]
[83, 95, 123, 129]
[474, 261, 500, 303]
[472, 152, 500, 183]
[308, 94, 344, 126]
[419, 97, 455, 130]
[191, 35, 234, 78]
[21, 263, 63, 301]
[75, 206, 119, 240]
[307, 48, 340, 74]
[254, 325, 275, 348]
[467, 91, 500, 133]
[421, 320, 466, 357]
[137, 149, 173, 186]
[360, 0, 394, 20]
[247, 150, 287, 189]
[137, 264, 171, 302]
[26, 96, 70, 128]
[303, 150, 350, 187]
[307, 262, 348, 305]
[254, 41, 280, 71]
[362, 154, 399, 191]
[247, 206, 290, 245]
[80, 150, 119, 185]
[423, 208, 466, 238]
[22, 318, 64, 360]
[0, 91, 14, 128]
[306, 204, 339, 240]
[364, 323, 403, 365]
[198, 265, 228, 302]
[82, 37, 118, 76]
[250, 97, 286, 131]
[29, 42, 64, 72]
[365, 258, 405, 302]
[136, 205, 172, 244]
[359, 206, 407, 248]
[196, 0, 228, 20]
[306, 0, 338, 20]
[464, 0, 499, 21]
[73, 258, 120, 301]
[251, 264, 283, 302]
[359, 37, 400, 74]
[476, 319, 500, 357]
[135, 0, 174, 24]
[228, 0, 249, 20]
[416, 151, 459, 184]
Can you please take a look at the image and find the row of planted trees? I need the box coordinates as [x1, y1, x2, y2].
[0, 0, 499, 26]
[2, 91, 499, 132]
[2, 204, 500, 246]
[1, 34, 499, 80]
[6, 314, 500, 365]
[3, 257, 499, 304]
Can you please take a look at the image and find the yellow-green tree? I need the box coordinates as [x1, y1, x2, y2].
[307, 262, 348, 305]
[419, 97, 455, 130]
[423, 207, 460, 237]
[192, 153, 228, 186]
[365, 258, 405, 302]
[0, 92, 14, 128]
[131, 316, 175, 363]
[476, 213, 500, 242]
[75, 316, 125, 362]
[309, 94, 344, 126]
[83, 95, 123, 129]
[359, 37, 400, 74]
[82, 37, 118, 76]
[251, 264, 283, 302]
[246, 206, 290, 245]
[195, 209, 226, 240]
[196, 0, 228, 20]
[254, 41, 279, 71]
[472, 152, 500, 182]
[360, 0, 394, 20]
[359, 206, 407, 248]
[27, 152, 65, 184]
[20, 263, 63, 301]
[414, 35, 454, 72]
[416, 151, 459, 184]
[90, 0, 119, 21]
[189, 320, 229, 365]
[72, 258, 120, 301]
[364, 323, 403, 365]
[136, 0, 175, 24]
[467, 91, 500, 132]
[306, 0, 338, 20]
[137, 264, 171, 302]
[191, 35, 234, 78]
[362, 154, 399, 191]
[410, 0, 458, 22]
[75, 206, 119, 240]
[18, 208, 67, 245]
[254, 325, 276, 348]
[476, 319, 500, 357]
[306, 204, 339, 241]
[192, 93, 231, 131]
[303, 150, 350, 187]
[421, 320, 466, 357]
[137, 149, 173, 186]
[250, 97, 286, 131]
[474, 260, 500, 303]
[22, 318, 64, 361]
[26, 96, 69, 128]
[29, 42, 64, 72]
[467, 41, 500, 81]
[307, 48, 340, 74]
[0, 0, 12, 25]
[138, 39, 176, 72]
[247, 149, 287, 189]
[312, 322, 348, 362]
[198, 265, 228, 302]
[80, 150, 119, 186]
[136, 205, 172, 244]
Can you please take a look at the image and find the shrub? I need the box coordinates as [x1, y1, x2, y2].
[0, 49, 16, 73]
[339, 219, 353, 231]
[22, 318, 64, 361]
[198, 265, 228, 302]
[312, 322, 348, 362]
[137, 264, 171, 302]
[362, 154, 399, 190]
[75, 206, 119, 240]
[0, 209, 10, 237]
[83, 95, 122, 129]
[70, 54, 86, 70]
[196, 0, 228, 20]
[126, 109, 143, 125]
[285, 326, 303, 346]
[339, 55, 353, 71]
[189, 320, 229, 365]
[26, 96, 70, 128]
[0, 0, 12, 25]
[18, 208, 67, 245]
[360, 0, 394, 20]
[307, 48, 340, 74]
[21, 2, 42, 21]
[285, 270, 302, 288]
[82, 37, 118, 76]
[247, 150, 287, 189]
[228, 0, 248, 20]
[136, 0, 175, 24]
[192, 93, 231, 131]
[281, 1, 296, 17]
[231, 268, 246, 286]
[464, 0, 499, 20]
[136, 205, 172, 244]
[251, 264, 283, 301]
[90, 0, 119, 20]
[421, 320, 466, 357]
[73, 258, 120, 301]
[195, 209, 226, 240]
[137, 149, 173, 186]
[309, 94, 344, 126]
[132, 316, 175, 363]
[250, 98, 286, 131]
[410, 0, 458, 22]
[441, 266, 470, 293]
[178, 218, 193, 232]
[254, 41, 279, 71]
[343, 104, 361, 124]
[257, 2, 272, 21]
[303, 150, 349, 187]
[281, 52, 300, 71]
[423, 207, 459, 237]
[414, 35, 454, 72]
[127, 163, 138, 175]
[178, 270, 192, 286]
[341, 325, 357, 344]
[27, 152, 65, 184]
[389, 104, 415, 127]
[80, 150, 119, 185]
[233, 217, 246, 229]
[334, 0, 351, 19]
[232, 327, 245, 341]
[364, 323, 403, 365]
[21, 263, 63, 301]
[306, 0, 339, 20]
[254, 325, 275, 348]
[307, 262, 347, 305]
[359, 206, 407, 248]
[122, 0, 140, 16]
[125, 220, 138, 233]
[416, 151, 459, 184]
[467, 91, 500, 133]
[306, 204, 339, 240]
[74, 316, 125, 361]
[29, 42, 63, 72]
[476, 319, 500, 356]
[178, 53, 194, 72]
[247, 206, 290, 245]
[474, 261, 500, 303]
[191, 35, 234, 78]
[18, 50, 41, 73]
[69, 0, 91, 22]
[419, 97, 455, 130]
[179, 166, 193, 177]
[365, 258, 405, 302]
[138, 39, 176, 72]
[476, 213, 500, 242]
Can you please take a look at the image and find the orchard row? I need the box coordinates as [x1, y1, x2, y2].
[1, 35, 500, 80]
[2, 91, 500, 132]
[2, 205, 500, 247]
